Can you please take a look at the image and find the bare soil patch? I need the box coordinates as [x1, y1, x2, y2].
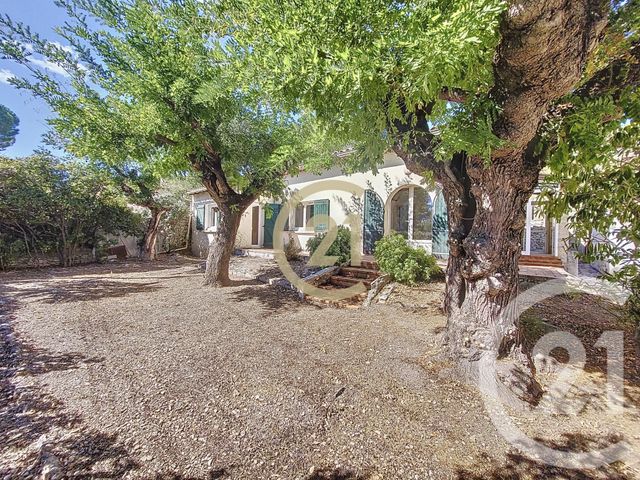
[0, 257, 638, 479]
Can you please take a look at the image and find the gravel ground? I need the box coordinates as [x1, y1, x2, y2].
[0, 256, 638, 479]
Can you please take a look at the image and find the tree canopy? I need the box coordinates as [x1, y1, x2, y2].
[0, 104, 19, 151]
[0, 0, 337, 284]
[222, 0, 508, 162]
[0, 0, 333, 199]
[0, 154, 142, 268]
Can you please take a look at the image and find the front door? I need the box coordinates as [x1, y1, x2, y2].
[363, 189, 384, 254]
[251, 206, 259, 245]
[263, 203, 281, 249]
[432, 190, 449, 257]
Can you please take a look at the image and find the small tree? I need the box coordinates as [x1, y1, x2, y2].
[105, 163, 169, 261]
[0, 0, 334, 285]
[0, 154, 141, 268]
[0, 104, 19, 151]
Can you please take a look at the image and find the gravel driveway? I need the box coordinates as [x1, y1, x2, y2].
[0, 258, 637, 479]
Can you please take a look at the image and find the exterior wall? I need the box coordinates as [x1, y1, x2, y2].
[278, 152, 436, 252]
[190, 191, 261, 258]
[188, 153, 574, 267]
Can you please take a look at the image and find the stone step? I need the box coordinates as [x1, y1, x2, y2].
[519, 255, 563, 267]
[329, 275, 373, 288]
[359, 260, 379, 271]
[339, 266, 380, 280]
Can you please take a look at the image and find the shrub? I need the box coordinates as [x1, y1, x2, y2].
[307, 225, 351, 266]
[373, 233, 441, 285]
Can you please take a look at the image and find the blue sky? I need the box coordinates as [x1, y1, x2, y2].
[0, 1, 72, 157]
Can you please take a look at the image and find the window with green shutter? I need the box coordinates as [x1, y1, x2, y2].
[313, 199, 330, 232]
[195, 205, 205, 231]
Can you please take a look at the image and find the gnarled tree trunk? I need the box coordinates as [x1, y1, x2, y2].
[395, 0, 608, 401]
[204, 207, 243, 287]
[440, 153, 543, 401]
[140, 207, 165, 261]
[195, 153, 258, 288]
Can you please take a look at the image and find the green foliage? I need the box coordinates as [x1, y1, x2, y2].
[0, 0, 336, 206]
[0, 154, 143, 268]
[221, 0, 506, 166]
[307, 225, 351, 266]
[374, 233, 441, 285]
[0, 104, 19, 151]
[540, 94, 640, 319]
[537, 1, 640, 318]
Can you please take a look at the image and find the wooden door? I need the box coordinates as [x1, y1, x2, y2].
[251, 206, 259, 245]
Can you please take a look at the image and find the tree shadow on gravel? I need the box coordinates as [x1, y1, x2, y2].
[0, 297, 139, 478]
[229, 284, 308, 314]
[0, 256, 200, 281]
[153, 467, 229, 480]
[457, 432, 632, 480]
[0, 278, 163, 304]
[304, 467, 371, 480]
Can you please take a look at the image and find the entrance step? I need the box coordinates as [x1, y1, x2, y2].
[519, 255, 563, 268]
[359, 259, 379, 271]
[329, 275, 373, 288]
[339, 266, 380, 280]
[303, 263, 381, 308]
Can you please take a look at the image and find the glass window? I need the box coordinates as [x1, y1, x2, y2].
[390, 189, 410, 238]
[210, 206, 218, 227]
[305, 204, 315, 227]
[195, 205, 205, 231]
[412, 188, 433, 240]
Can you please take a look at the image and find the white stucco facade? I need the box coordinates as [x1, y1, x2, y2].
[189, 152, 571, 269]
[190, 152, 445, 256]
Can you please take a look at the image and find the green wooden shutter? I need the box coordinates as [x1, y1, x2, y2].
[195, 205, 205, 231]
[314, 199, 330, 232]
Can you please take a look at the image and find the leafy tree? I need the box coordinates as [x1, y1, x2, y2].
[0, 104, 19, 150]
[0, 0, 334, 285]
[222, 0, 640, 398]
[102, 162, 175, 261]
[0, 154, 141, 268]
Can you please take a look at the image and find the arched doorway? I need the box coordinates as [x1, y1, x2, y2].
[387, 185, 433, 246]
[363, 189, 384, 254]
[432, 190, 449, 257]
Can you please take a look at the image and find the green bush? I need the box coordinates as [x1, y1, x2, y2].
[373, 233, 441, 285]
[307, 225, 351, 266]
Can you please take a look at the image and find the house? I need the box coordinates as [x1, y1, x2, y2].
[189, 152, 574, 271]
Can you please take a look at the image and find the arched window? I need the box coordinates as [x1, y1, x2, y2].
[390, 188, 410, 238]
[389, 186, 433, 242]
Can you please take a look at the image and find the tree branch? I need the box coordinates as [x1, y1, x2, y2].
[574, 41, 640, 101]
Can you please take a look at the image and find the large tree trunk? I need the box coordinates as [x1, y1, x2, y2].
[140, 207, 165, 261]
[441, 154, 542, 402]
[396, 0, 607, 402]
[204, 207, 243, 287]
